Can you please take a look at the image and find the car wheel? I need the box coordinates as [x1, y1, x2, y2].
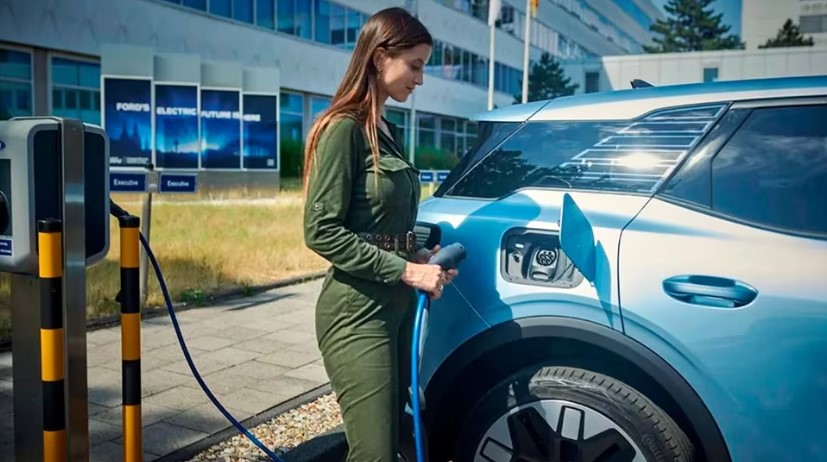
[453, 366, 696, 462]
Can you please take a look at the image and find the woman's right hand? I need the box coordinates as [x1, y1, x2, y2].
[401, 262, 446, 300]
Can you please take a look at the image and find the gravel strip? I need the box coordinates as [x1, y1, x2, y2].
[188, 393, 343, 462]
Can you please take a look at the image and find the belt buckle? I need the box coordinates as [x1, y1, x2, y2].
[405, 231, 416, 253]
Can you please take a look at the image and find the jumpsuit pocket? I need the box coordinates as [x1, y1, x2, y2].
[366, 155, 414, 207]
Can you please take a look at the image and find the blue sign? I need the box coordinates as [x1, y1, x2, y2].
[243, 94, 278, 170]
[419, 171, 434, 182]
[437, 171, 450, 182]
[159, 174, 197, 193]
[201, 89, 241, 169]
[0, 140, 5, 151]
[110, 172, 147, 192]
[103, 77, 153, 167]
[155, 84, 199, 169]
[0, 238, 11, 256]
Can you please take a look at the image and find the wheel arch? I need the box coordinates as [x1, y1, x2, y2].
[422, 316, 732, 462]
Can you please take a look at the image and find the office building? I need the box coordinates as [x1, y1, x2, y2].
[742, 0, 827, 49]
[561, 46, 827, 94]
[0, 0, 661, 187]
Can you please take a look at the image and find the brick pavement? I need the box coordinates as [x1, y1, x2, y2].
[0, 277, 328, 461]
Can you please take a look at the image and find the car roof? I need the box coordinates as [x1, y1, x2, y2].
[472, 75, 827, 122]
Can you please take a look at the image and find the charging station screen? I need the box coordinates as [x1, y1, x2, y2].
[242, 94, 278, 170]
[200, 89, 241, 169]
[155, 84, 199, 169]
[103, 77, 152, 167]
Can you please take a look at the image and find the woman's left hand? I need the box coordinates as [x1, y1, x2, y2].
[413, 245, 459, 284]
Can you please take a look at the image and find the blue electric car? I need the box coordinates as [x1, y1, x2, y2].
[404, 75, 827, 462]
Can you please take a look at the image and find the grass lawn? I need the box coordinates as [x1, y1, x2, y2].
[0, 186, 328, 340]
[0, 179, 437, 340]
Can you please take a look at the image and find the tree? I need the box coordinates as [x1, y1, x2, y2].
[644, 0, 743, 53]
[759, 19, 814, 48]
[514, 52, 579, 104]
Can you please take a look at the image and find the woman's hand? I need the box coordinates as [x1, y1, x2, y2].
[401, 261, 459, 300]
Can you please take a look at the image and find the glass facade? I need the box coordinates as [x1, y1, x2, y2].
[414, 112, 477, 169]
[0, 48, 33, 119]
[439, 0, 650, 56]
[161, 0, 523, 94]
[51, 56, 102, 125]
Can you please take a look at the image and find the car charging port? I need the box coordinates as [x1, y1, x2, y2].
[501, 227, 584, 288]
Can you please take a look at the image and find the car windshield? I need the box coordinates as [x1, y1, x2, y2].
[439, 104, 727, 199]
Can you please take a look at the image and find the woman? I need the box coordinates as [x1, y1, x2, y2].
[302, 6, 457, 462]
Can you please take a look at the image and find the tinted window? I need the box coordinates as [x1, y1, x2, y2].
[443, 104, 727, 199]
[435, 121, 521, 196]
[659, 108, 750, 206]
[711, 104, 827, 236]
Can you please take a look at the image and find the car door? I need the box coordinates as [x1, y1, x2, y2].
[618, 99, 827, 462]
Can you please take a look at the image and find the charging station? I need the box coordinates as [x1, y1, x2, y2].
[0, 116, 110, 461]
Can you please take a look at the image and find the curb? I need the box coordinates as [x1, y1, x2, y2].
[0, 270, 327, 352]
[153, 383, 334, 462]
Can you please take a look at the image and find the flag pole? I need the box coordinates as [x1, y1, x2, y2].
[487, 23, 495, 110]
[521, 0, 531, 104]
[487, 0, 500, 111]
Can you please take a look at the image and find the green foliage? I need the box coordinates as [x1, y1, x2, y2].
[514, 52, 579, 103]
[759, 19, 814, 49]
[280, 137, 305, 178]
[414, 146, 460, 170]
[644, 0, 743, 53]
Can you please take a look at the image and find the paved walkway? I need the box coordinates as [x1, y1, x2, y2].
[0, 277, 329, 461]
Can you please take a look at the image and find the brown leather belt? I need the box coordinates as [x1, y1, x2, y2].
[359, 231, 417, 253]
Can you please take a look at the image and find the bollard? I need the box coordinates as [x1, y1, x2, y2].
[119, 215, 142, 461]
[38, 219, 65, 462]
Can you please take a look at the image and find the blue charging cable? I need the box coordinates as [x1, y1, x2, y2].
[411, 291, 432, 462]
[139, 232, 285, 462]
[410, 243, 467, 462]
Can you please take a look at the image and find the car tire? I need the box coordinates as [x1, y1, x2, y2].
[453, 365, 696, 462]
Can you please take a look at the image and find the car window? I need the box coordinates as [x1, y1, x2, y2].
[710, 104, 827, 237]
[441, 104, 727, 199]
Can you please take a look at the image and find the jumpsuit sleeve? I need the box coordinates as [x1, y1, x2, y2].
[303, 117, 409, 285]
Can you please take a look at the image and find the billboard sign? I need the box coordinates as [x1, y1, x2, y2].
[154, 83, 199, 169]
[242, 93, 278, 170]
[102, 76, 153, 167]
[200, 88, 241, 169]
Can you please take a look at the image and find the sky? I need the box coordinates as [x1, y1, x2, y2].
[652, 0, 742, 36]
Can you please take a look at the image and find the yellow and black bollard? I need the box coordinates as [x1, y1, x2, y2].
[38, 219, 65, 462]
[119, 215, 142, 461]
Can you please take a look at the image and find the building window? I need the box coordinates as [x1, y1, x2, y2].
[50, 56, 101, 125]
[309, 95, 331, 122]
[184, 0, 207, 10]
[703, 67, 719, 83]
[0, 48, 33, 119]
[279, 91, 304, 177]
[800, 14, 827, 34]
[385, 108, 410, 149]
[162, 0, 207, 9]
[585, 71, 600, 93]
[233, 0, 254, 23]
[279, 91, 304, 141]
[417, 113, 437, 149]
[209, 0, 231, 17]
[256, 0, 275, 28]
[278, 0, 311, 39]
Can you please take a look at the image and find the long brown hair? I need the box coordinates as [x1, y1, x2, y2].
[302, 7, 432, 194]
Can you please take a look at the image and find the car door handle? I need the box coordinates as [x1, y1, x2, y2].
[663, 275, 758, 308]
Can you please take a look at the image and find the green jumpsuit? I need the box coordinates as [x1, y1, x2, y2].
[303, 115, 422, 461]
